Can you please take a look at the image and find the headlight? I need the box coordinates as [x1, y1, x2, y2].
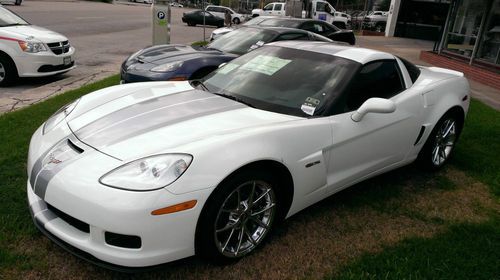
[99, 154, 193, 191]
[18, 41, 48, 53]
[43, 98, 80, 134]
[150, 61, 183, 73]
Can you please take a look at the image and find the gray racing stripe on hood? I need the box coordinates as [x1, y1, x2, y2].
[73, 90, 246, 148]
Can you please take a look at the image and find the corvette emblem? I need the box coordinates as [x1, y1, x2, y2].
[47, 153, 62, 165]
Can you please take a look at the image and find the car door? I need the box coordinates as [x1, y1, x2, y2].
[262, 3, 274, 16]
[272, 3, 284, 16]
[326, 59, 424, 194]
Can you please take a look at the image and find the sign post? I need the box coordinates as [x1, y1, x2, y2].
[152, 0, 171, 45]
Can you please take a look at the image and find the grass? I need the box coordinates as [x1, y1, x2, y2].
[0, 76, 498, 279]
[0, 75, 120, 273]
[334, 217, 500, 280]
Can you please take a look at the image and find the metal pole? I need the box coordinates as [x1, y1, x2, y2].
[203, 0, 206, 42]
[438, 0, 454, 55]
[469, 0, 492, 65]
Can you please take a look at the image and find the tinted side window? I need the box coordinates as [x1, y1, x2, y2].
[346, 60, 404, 111]
[274, 4, 283, 10]
[206, 7, 214, 11]
[398, 56, 421, 83]
[277, 33, 309, 41]
[263, 4, 273, 11]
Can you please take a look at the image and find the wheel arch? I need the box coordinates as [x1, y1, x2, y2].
[0, 50, 18, 72]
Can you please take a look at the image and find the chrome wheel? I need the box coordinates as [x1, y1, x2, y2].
[214, 180, 276, 258]
[0, 62, 5, 83]
[431, 118, 457, 166]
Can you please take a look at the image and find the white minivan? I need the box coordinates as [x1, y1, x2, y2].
[205, 5, 244, 24]
[0, 6, 75, 86]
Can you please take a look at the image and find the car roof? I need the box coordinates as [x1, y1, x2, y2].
[267, 41, 395, 64]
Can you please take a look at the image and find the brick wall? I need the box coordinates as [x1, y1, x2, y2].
[420, 51, 500, 90]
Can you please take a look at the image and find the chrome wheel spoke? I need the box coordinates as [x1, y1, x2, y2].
[235, 226, 245, 255]
[432, 146, 440, 164]
[251, 203, 275, 216]
[247, 181, 256, 207]
[250, 216, 269, 229]
[244, 225, 257, 246]
[253, 188, 271, 205]
[222, 227, 236, 252]
[216, 222, 237, 233]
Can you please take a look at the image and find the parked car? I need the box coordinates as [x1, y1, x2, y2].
[121, 26, 331, 83]
[363, 10, 388, 32]
[28, 41, 470, 269]
[130, 0, 152, 4]
[257, 18, 356, 45]
[209, 15, 283, 41]
[182, 10, 224, 27]
[170, 2, 183, 7]
[205, 5, 243, 24]
[252, 2, 285, 17]
[0, 6, 75, 86]
[0, 0, 22, 5]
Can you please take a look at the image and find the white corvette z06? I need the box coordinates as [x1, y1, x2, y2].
[27, 41, 470, 269]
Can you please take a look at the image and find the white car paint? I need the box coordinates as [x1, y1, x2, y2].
[0, 6, 75, 83]
[205, 5, 243, 24]
[27, 42, 470, 268]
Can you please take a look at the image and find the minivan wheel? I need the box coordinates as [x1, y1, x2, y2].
[0, 54, 18, 87]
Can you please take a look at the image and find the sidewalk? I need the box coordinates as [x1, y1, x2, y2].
[357, 36, 500, 110]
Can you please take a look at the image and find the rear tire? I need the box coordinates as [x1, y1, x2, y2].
[0, 54, 18, 87]
[187, 22, 196, 26]
[417, 110, 463, 170]
[15, 0, 22, 5]
[233, 18, 240, 25]
[196, 169, 278, 264]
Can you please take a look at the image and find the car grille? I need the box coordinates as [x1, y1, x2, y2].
[47, 41, 71, 55]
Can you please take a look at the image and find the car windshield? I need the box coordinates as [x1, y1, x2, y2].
[0, 7, 29, 27]
[207, 27, 276, 55]
[202, 46, 360, 117]
[243, 16, 274, 26]
[258, 19, 300, 28]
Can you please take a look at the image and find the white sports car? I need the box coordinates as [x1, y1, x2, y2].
[27, 41, 470, 269]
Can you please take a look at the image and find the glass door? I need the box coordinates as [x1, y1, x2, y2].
[445, 0, 488, 57]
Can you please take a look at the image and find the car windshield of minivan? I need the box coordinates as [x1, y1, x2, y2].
[0, 8, 29, 27]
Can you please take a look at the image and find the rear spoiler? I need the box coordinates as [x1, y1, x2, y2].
[418, 66, 464, 77]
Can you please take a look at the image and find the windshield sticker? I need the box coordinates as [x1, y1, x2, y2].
[218, 63, 239, 75]
[240, 55, 291, 76]
[301, 96, 322, 116]
[301, 104, 316, 116]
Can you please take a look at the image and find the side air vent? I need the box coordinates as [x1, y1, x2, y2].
[414, 126, 426, 145]
[67, 139, 84, 154]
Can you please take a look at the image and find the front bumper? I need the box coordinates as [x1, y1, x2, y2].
[27, 124, 213, 268]
[14, 47, 76, 77]
[120, 64, 187, 83]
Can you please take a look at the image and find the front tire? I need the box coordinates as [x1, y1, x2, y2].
[233, 18, 240, 24]
[15, 0, 22, 5]
[196, 170, 278, 263]
[417, 110, 463, 170]
[0, 54, 18, 87]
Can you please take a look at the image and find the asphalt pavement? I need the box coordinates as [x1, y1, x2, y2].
[0, 0, 215, 113]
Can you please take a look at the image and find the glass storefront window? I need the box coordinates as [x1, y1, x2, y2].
[445, 0, 487, 57]
[477, 0, 500, 64]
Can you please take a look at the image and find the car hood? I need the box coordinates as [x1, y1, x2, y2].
[66, 81, 298, 160]
[132, 44, 224, 65]
[1, 25, 68, 43]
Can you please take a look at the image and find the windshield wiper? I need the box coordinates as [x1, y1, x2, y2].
[2, 23, 28, 27]
[212, 92, 256, 108]
[190, 80, 210, 92]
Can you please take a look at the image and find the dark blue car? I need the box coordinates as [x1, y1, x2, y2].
[120, 26, 332, 83]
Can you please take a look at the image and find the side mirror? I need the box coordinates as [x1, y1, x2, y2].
[351, 98, 396, 122]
